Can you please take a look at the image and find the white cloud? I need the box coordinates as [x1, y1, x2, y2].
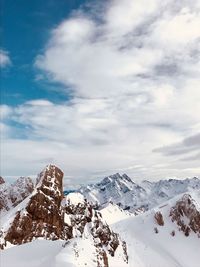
[153, 7, 200, 47]
[105, 0, 159, 36]
[0, 49, 11, 68]
[1, 0, 200, 183]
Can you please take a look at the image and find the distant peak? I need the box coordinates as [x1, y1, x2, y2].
[109, 173, 122, 179]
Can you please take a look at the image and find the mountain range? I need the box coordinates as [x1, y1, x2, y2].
[79, 173, 200, 213]
[0, 165, 200, 267]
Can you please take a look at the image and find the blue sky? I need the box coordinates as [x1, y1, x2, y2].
[1, 0, 83, 105]
[0, 0, 200, 185]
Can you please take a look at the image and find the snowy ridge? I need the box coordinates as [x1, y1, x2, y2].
[80, 174, 200, 213]
[110, 190, 200, 267]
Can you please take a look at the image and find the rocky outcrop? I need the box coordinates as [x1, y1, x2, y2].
[154, 211, 164, 226]
[62, 193, 128, 266]
[170, 194, 200, 236]
[0, 177, 34, 212]
[1, 165, 64, 248]
[0, 177, 5, 185]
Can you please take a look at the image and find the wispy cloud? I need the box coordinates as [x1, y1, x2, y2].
[154, 133, 200, 156]
[0, 49, 11, 68]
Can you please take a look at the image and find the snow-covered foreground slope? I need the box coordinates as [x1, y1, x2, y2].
[1, 237, 127, 267]
[2, 191, 199, 267]
[110, 191, 200, 267]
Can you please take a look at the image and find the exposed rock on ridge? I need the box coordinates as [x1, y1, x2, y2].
[154, 211, 164, 226]
[0, 177, 5, 185]
[170, 194, 200, 236]
[62, 193, 128, 266]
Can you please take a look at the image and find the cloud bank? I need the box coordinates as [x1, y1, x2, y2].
[1, 0, 200, 183]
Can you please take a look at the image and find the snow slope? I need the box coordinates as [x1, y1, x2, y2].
[0, 236, 128, 267]
[100, 202, 132, 225]
[2, 191, 199, 267]
[110, 190, 200, 267]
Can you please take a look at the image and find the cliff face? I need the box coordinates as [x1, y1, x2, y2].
[1, 165, 64, 248]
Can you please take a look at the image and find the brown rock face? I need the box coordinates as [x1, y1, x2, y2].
[2, 165, 64, 247]
[154, 211, 164, 226]
[170, 194, 200, 236]
[0, 176, 5, 185]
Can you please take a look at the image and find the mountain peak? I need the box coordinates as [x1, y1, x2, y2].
[36, 164, 63, 188]
[99, 172, 134, 185]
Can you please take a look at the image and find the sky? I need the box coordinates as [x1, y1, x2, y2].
[0, 0, 200, 186]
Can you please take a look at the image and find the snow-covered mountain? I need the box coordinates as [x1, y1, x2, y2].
[0, 165, 128, 267]
[0, 176, 34, 213]
[1, 166, 200, 267]
[80, 173, 200, 213]
[79, 173, 148, 213]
